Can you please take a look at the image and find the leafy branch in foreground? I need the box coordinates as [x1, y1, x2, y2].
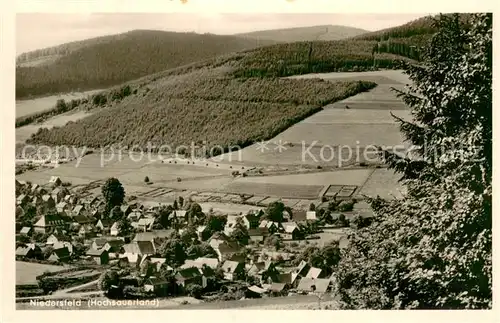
[336, 13, 492, 309]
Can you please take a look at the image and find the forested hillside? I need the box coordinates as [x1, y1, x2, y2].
[236, 25, 368, 42]
[16, 30, 276, 99]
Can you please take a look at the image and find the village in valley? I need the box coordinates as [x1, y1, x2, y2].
[12, 12, 492, 312]
[15, 170, 365, 307]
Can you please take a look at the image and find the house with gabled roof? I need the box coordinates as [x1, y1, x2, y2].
[15, 243, 42, 259]
[297, 278, 331, 294]
[103, 239, 125, 253]
[16, 194, 29, 207]
[144, 277, 169, 294]
[78, 224, 96, 238]
[133, 230, 174, 243]
[174, 210, 187, 220]
[127, 210, 142, 222]
[46, 234, 60, 245]
[51, 187, 66, 203]
[305, 267, 325, 279]
[73, 214, 92, 226]
[20, 226, 32, 236]
[122, 241, 156, 264]
[120, 205, 132, 217]
[86, 248, 109, 265]
[282, 222, 301, 240]
[149, 257, 169, 273]
[258, 220, 280, 234]
[49, 176, 62, 186]
[221, 260, 245, 281]
[31, 196, 42, 206]
[248, 228, 268, 243]
[84, 196, 98, 206]
[175, 267, 207, 289]
[296, 260, 311, 277]
[42, 195, 56, 209]
[73, 205, 85, 216]
[96, 218, 113, 231]
[34, 213, 67, 234]
[196, 225, 211, 241]
[110, 222, 119, 236]
[137, 218, 155, 232]
[56, 202, 69, 214]
[30, 183, 40, 193]
[278, 271, 300, 288]
[91, 238, 109, 250]
[243, 213, 260, 229]
[180, 257, 219, 272]
[306, 211, 317, 220]
[53, 241, 74, 255]
[48, 247, 70, 263]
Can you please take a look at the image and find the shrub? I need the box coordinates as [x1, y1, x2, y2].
[337, 200, 355, 212]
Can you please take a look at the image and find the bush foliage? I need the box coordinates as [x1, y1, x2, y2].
[336, 13, 492, 309]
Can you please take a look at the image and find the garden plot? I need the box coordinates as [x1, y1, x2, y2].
[357, 168, 406, 199]
[233, 169, 373, 187]
[221, 182, 323, 199]
[293, 199, 322, 210]
[259, 197, 281, 205]
[244, 195, 268, 205]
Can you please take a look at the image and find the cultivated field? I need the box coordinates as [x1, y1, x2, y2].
[221, 182, 324, 199]
[16, 111, 94, 143]
[16, 261, 66, 285]
[16, 70, 408, 215]
[233, 169, 372, 186]
[16, 90, 102, 118]
[357, 168, 406, 199]
[217, 70, 410, 167]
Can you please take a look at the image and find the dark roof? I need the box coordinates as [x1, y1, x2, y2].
[35, 213, 66, 227]
[176, 267, 202, 280]
[52, 247, 70, 259]
[248, 228, 268, 237]
[133, 230, 174, 242]
[93, 238, 108, 247]
[105, 240, 125, 248]
[98, 219, 113, 227]
[124, 241, 155, 255]
[297, 278, 331, 293]
[87, 248, 107, 256]
[222, 260, 243, 274]
[16, 246, 33, 256]
[296, 260, 310, 275]
[73, 214, 92, 224]
[145, 277, 169, 286]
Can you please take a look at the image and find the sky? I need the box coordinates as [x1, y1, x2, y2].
[16, 13, 429, 54]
